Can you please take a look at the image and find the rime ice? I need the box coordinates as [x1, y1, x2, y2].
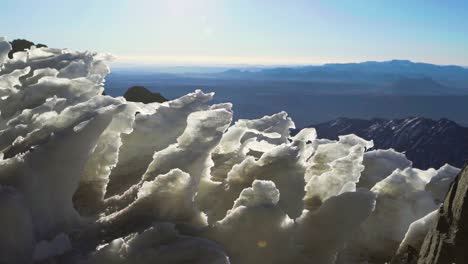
[0, 37, 460, 264]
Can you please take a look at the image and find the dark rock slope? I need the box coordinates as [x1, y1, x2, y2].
[390, 164, 468, 264]
[416, 164, 468, 264]
[123, 86, 167, 104]
[309, 117, 468, 169]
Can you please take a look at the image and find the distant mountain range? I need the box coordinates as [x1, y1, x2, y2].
[305, 117, 468, 169]
[390, 76, 448, 95]
[211, 60, 468, 95]
[111, 59, 468, 95]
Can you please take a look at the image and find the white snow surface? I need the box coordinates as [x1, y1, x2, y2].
[0, 37, 460, 264]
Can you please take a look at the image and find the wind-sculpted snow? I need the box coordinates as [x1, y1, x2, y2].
[0, 37, 461, 264]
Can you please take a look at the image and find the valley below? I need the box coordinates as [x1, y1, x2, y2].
[106, 73, 468, 128]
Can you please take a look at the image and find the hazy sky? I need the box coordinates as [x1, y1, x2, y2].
[3, 0, 468, 65]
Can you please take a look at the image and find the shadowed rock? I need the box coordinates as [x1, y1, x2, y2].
[415, 163, 468, 263]
[391, 164, 468, 264]
[8, 39, 47, 58]
[391, 245, 419, 264]
[123, 86, 167, 104]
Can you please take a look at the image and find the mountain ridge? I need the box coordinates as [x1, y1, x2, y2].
[212, 60, 468, 93]
[303, 117, 468, 169]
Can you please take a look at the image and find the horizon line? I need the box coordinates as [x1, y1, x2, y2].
[110, 55, 468, 68]
[109, 59, 468, 69]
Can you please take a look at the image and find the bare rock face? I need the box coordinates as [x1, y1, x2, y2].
[417, 164, 468, 264]
[391, 245, 419, 264]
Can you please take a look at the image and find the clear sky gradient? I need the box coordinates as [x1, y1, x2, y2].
[3, 0, 468, 65]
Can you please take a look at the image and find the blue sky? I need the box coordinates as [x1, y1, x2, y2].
[3, 0, 468, 65]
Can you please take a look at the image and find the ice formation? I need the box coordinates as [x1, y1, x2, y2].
[0, 38, 461, 264]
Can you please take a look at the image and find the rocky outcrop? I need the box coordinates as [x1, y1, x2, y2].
[123, 86, 167, 104]
[8, 39, 47, 58]
[416, 164, 468, 263]
[392, 164, 468, 263]
[392, 245, 420, 264]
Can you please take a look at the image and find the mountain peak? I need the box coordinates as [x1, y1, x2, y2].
[389, 59, 413, 64]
